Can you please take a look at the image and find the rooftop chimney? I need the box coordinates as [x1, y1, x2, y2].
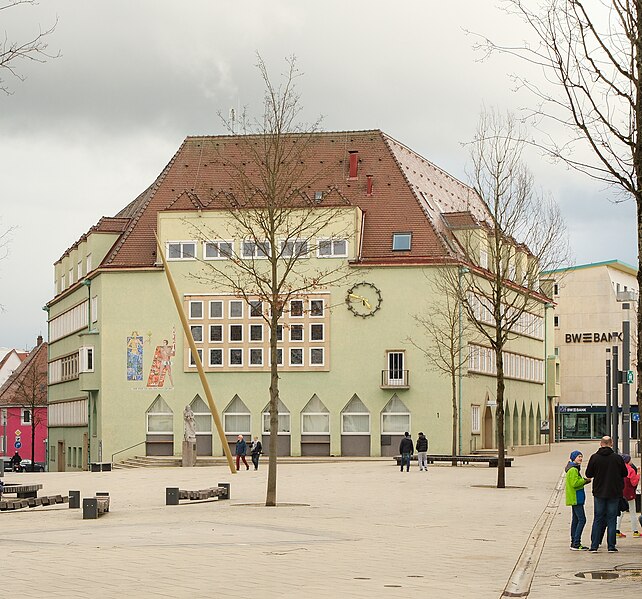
[37, 335, 43, 346]
[348, 151, 359, 179]
[366, 174, 373, 196]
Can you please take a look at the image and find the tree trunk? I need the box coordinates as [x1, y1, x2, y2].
[451, 369, 458, 466]
[496, 350, 506, 489]
[266, 309, 280, 507]
[31, 417, 36, 466]
[635, 5, 642, 435]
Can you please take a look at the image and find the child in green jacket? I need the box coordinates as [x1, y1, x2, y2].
[566, 450, 591, 550]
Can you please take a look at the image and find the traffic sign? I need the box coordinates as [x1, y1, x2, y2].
[14, 429, 21, 436]
[14, 440, 21, 449]
[633, 413, 640, 422]
[627, 370, 635, 384]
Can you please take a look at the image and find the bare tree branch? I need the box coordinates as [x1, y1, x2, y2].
[0, 0, 58, 94]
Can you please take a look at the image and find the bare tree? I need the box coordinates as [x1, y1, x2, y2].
[1, 0, 58, 94]
[10, 349, 47, 467]
[450, 109, 570, 487]
[189, 55, 356, 506]
[476, 0, 642, 421]
[408, 270, 475, 464]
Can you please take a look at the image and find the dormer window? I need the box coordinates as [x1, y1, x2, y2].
[392, 233, 412, 251]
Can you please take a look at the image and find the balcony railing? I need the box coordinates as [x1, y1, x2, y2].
[381, 370, 410, 389]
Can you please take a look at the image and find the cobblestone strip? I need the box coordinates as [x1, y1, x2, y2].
[500, 471, 565, 598]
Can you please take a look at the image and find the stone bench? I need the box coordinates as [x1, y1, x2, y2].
[0, 494, 68, 511]
[165, 483, 230, 505]
[83, 492, 110, 519]
[1, 483, 44, 498]
[395, 455, 514, 468]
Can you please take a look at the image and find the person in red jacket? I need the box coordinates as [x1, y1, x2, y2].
[616, 454, 640, 538]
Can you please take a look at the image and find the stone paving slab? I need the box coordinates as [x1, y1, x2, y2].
[1, 442, 639, 598]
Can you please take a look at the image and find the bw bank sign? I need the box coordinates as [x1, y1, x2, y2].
[565, 332, 624, 343]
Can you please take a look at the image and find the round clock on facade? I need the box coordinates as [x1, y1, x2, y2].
[346, 282, 383, 318]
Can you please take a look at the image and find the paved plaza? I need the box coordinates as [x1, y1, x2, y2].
[1, 441, 641, 598]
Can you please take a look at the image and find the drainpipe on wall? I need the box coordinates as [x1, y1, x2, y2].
[81, 279, 92, 468]
[458, 266, 469, 455]
[544, 303, 554, 451]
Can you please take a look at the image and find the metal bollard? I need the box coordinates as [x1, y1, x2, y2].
[83, 498, 98, 519]
[69, 490, 81, 509]
[166, 487, 179, 505]
[217, 482, 230, 500]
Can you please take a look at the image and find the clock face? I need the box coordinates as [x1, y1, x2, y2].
[346, 282, 382, 318]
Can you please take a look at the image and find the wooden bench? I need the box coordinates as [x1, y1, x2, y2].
[0, 494, 68, 511]
[83, 492, 110, 519]
[395, 455, 514, 468]
[1, 483, 43, 498]
[166, 483, 230, 505]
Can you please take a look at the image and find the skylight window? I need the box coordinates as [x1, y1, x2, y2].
[392, 233, 412, 251]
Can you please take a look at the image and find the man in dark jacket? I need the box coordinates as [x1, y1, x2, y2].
[399, 432, 413, 472]
[416, 432, 429, 471]
[585, 436, 627, 552]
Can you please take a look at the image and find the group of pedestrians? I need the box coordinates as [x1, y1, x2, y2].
[399, 431, 429, 472]
[565, 435, 639, 553]
[234, 434, 262, 471]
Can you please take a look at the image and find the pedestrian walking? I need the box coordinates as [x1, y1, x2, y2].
[565, 450, 591, 550]
[416, 432, 429, 471]
[616, 454, 640, 538]
[399, 432, 413, 472]
[235, 434, 249, 471]
[251, 436, 262, 471]
[585, 436, 628, 553]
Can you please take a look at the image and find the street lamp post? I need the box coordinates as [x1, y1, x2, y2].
[621, 303, 631, 455]
[458, 266, 469, 455]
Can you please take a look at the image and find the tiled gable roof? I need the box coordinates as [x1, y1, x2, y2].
[0, 342, 47, 407]
[71, 130, 491, 269]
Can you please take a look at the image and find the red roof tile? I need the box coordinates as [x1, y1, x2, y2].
[61, 130, 492, 268]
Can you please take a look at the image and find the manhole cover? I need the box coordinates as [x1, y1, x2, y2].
[575, 569, 642, 580]
[576, 571, 619, 580]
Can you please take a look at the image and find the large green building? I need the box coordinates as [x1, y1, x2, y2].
[45, 130, 557, 470]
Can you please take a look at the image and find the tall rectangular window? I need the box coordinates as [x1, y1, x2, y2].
[471, 405, 481, 434]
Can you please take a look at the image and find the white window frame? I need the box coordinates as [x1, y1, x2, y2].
[21, 408, 31, 425]
[289, 299, 304, 318]
[229, 348, 243, 367]
[229, 300, 244, 319]
[471, 405, 481, 434]
[223, 413, 251, 435]
[262, 411, 291, 434]
[249, 324, 263, 342]
[280, 239, 309, 259]
[189, 348, 203, 368]
[146, 410, 173, 435]
[310, 299, 324, 317]
[189, 300, 204, 319]
[249, 347, 264, 367]
[381, 412, 411, 434]
[289, 347, 304, 367]
[203, 240, 233, 260]
[310, 323, 324, 342]
[341, 412, 370, 435]
[208, 347, 224, 368]
[86, 253, 92, 273]
[209, 324, 224, 343]
[301, 412, 330, 434]
[190, 325, 203, 343]
[242, 239, 271, 259]
[209, 300, 224, 319]
[480, 249, 488, 270]
[166, 241, 197, 260]
[229, 324, 243, 343]
[79, 346, 94, 373]
[249, 300, 263, 318]
[317, 238, 348, 258]
[309, 347, 325, 366]
[289, 323, 304, 342]
[77, 260, 83, 280]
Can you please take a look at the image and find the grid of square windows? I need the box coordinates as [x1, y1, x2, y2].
[184, 294, 329, 372]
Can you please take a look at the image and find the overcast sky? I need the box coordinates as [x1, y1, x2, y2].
[0, 1, 636, 350]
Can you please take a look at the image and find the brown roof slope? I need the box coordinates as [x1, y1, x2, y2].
[96, 130, 486, 268]
[0, 341, 48, 407]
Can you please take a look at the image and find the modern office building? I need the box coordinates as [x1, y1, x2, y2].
[545, 260, 639, 441]
[45, 130, 555, 470]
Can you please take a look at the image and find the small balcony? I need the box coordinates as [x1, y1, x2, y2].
[381, 370, 410, 389]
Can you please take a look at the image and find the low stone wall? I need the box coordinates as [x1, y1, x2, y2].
[508, 443, 550, 457]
